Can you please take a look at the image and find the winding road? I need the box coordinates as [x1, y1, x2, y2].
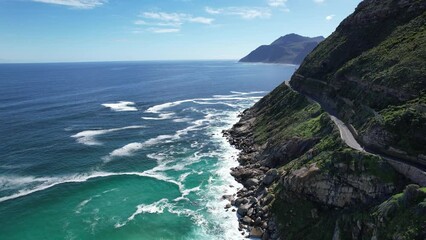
[285, 81, 426, 186]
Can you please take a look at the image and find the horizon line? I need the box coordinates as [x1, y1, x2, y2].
[0, 58, 243, 65]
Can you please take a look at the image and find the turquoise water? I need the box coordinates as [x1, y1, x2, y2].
[0, 61, 294, 239]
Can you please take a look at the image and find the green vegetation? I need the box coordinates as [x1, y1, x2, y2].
[247, 2, 426, 238]
[361, 94, 426, 154]
[272, 184, 426, 240]
[380, 95, 426, 153]
[252, 84, 331, 144]
[272, 188, 336, 240]
[290, 1, 426, 158]
[331, 12, 426, 120]
[373, 186, 426, 240]
[249, 72, 404, 239]
[338, 12, 426, 103]
[251, 82, 400, 181]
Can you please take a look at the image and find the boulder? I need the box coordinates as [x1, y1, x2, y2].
[263, 169, 279, 185]
[247, 207, 254, 216]
[262, 231, 270, 240]
[402, 184, 424, 205]
[234, 197, 248, 207]
[237, 203, 251, 216]
[245, 178, 260, 188]
[242, 216, 253, 224]
[255, 217, 262, 226]
[250, 227, 264, 238]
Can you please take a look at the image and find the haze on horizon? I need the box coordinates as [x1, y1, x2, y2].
[0, 0, 361, 63]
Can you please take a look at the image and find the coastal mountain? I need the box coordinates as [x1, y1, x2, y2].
[227, 0, 426, 239]
[239, 34, 324, 65]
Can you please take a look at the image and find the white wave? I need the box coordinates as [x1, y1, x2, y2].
[146, 152, 167, 162]
[75, 198, 92, 214]
[115, 198, 172, 228]
[116, 198, 206, 229]
[105, 142, 144, 159]
[142, 113, 175, 121]
[145, 96, 262, 114]
[188, 107, 246, 239]
[230, 90, 267, 95]
[0, 175, 55, 190]
[193, 101, 238, 108]
[212, 91, 266, 98]
[102, 101, 137, 112]
[0, 164, 33, 170]
[104, 134, 176, 161]
[148, 151, 206, 175]
[172, 117, 192, 123]
[168, 207, 207, 229]
[106, 108, 237, 161]
[130, 198, 169, 217]
[0, 171, 182, 203]
[74, 188, 118, 214]
[111, 95, 258, 236]
[178, 172, 191, 183]
[71, 125, 144, 146]
[174, 185, 201, 202]
[145, 100, 188, 114]
[144, 135, 176, 146]
[212, 94, 239, 98]
[102, 188, 118, 194]
[105, 119, 209, 161]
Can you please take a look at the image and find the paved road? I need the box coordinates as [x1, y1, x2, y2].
[329, 115, 364, 152]
[285, 81, 426, 186]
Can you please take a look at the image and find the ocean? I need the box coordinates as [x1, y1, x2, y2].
[0, 61, 294, 240]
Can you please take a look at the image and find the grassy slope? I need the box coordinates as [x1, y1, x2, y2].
[373, 186, 426, 240]
[361, 94, 426, 154]
[249, 85, 404, 239]
[246, 2, 426, 238]
[252, 84, 397, 183]
[290, 1, 426, 157]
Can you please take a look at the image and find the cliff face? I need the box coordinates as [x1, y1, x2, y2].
[239, 34, 324, 65]
[290, 0, 426, 162]
[227, 0, 426, 239]
[228, 83, 412, 239]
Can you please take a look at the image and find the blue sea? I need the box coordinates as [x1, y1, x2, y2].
[0, 61, 294, 240]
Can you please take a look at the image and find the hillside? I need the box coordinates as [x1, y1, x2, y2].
[227, 0, 426, 239]
[290, 0, 426, 163]
[239, 34, 324, 65]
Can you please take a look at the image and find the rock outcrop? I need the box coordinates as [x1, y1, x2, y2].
[282, 162, 395, 208]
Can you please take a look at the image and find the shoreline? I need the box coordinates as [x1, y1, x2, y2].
[222, 109, 280, 240]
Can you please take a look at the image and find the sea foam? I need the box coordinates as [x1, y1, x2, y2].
[71, 125, 144, 146]
[102, 101, 137, 112]
[141, 113, 175, 120]
[0, 171, 183, 203]
[104, 134, 176, 161]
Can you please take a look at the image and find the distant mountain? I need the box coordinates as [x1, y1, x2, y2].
[239, 34, 324, 65]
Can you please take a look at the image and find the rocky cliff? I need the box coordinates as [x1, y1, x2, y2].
[239, 34, 324, 65]
[290, 0, 426, 164]
[226, 0, 426, 239]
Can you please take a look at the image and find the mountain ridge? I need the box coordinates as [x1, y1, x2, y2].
[239, 34, 324, 65]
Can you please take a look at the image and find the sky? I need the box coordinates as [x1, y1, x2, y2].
[0, 0, 362, 63]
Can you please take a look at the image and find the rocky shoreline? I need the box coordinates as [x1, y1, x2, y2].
[222, 109, 281, 240]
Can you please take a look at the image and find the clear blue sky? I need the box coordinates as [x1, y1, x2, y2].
[0, 0, 362, 63]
